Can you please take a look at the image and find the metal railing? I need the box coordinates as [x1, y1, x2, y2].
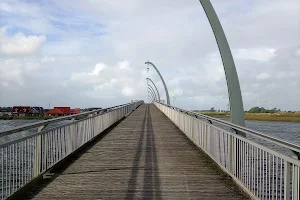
[154, 102, 300, 200]
[0, 101, 143, 199]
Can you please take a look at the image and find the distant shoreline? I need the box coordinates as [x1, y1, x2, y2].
[1, 113, 299, 123]
[199, 112, 300, 123]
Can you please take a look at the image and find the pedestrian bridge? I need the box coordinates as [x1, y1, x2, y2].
[0, 102, 299, 200]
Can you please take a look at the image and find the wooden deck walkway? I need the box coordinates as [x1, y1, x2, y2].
[29, 104, 248, 199]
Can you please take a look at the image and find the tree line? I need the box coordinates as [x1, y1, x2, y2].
[247, 107, 281, 113]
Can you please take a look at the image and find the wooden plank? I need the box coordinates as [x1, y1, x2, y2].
[30, 104, 248, 199]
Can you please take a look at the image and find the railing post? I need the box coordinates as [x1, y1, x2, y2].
[292, 165, 299, 200]
[34, 135, 41, 177]
[34, 125, 46, 176]
[67, 125, 73, 154]
[284, 160, 291, 200]
[206, 125, 210, 152]
[228, 135, 235, 173]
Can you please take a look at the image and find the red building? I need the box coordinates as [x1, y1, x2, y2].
[71, 108, 80, 115]
[11, 106, 30, 116]
[46, 107, 80, 116]
[47, 107, 71, 116]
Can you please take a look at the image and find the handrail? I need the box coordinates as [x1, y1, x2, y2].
[155, 102, 300, 154]
[0, 101, 144, 199]
[154, 102, 300, 199]
[0, 102, 141, 137]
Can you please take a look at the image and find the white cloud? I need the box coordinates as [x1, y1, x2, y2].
[0, 27, 46, 56]
[91, 63, 107, 75]
[119, 60, 130, 69]
[234, 48, 276, 62]
[70, 60, 146, 98]
[70, 62, 107, 83]
[0, 59, 23, 85]
[256, 72, 271, 80]
[122, 86, 135, 96]
[0, 0, 299, 110]
[41, 56, 55, 63]
[25, 61, 40, 71]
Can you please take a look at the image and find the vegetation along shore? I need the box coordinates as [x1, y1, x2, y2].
[200, 112, 300, 122]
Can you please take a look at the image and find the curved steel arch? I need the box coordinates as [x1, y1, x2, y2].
[148, 94, 153, 103]
[146, 78, 160, 102]
[148, 87, 155, 101]
[148, 85, 157, 101]
[199, 0, 245, 127]
[148, 91, 155, 102]
[145, 61, 170, 105]
[148, 84, 157, 101]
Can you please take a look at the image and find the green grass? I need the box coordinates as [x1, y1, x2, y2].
[199, 112, 300, 122]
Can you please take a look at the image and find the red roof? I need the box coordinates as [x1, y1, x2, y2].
[46, 108, 63, 115]
[71, 108, 80, 114]
[54, 107, 71, 114]
[12, 106, 30, 113]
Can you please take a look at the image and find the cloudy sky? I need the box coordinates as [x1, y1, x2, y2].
[0, 0, 299, 111]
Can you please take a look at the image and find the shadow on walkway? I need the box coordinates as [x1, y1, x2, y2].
[125, 105, 162, 199]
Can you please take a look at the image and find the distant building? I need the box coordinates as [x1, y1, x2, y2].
[29, 107, 45, 116]
[44, 109, 50, 113]
[0, 107, 12, 116]
[46, 106, 80, 117]
[71, 108, 80, 115]
[11, 106, 30, 116]
[87, 107, 102, 111]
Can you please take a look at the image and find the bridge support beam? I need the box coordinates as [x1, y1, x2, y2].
[199, 0, 245, 128]
[145, 61, 170, 105]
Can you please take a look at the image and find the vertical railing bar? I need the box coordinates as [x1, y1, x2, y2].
[62, 127, 65, 159]
[51, 130, 55, 165]
[247, 143, 249, 189]
[9, 145, 11, 196]
[12, 143, 15, 193]
[259, 148, 262, 199]
[6, 146, 8, 198]
[251, 145, 254, 193]
[239, 139, 241, 180]
[281, 159, 283, 200]
[242, 141, 244, 184]
[50, 131, 53, 167]
[296, 166, 300, 200]
[283, 160, 291, 200]
[263, 150, 265, 199]
[268, 153, 271, 199]
[54, 129, 57, 164]
[28, 139, 31, 182]
[18, 142, 20, 189]
[272, 154, 275, 200]
[276, 156, 278, 200]
[19, 142, 21, 188]
[59, 128, 62, 161]
[292, 164, 294, 200]
[242, 141, 245, 186]
[256, 147, 258, 197]
[24, 140, 27, 186]
[1, 148, 3, 200]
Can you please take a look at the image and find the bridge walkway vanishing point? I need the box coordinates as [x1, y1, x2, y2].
[27, 104, 248, 199]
